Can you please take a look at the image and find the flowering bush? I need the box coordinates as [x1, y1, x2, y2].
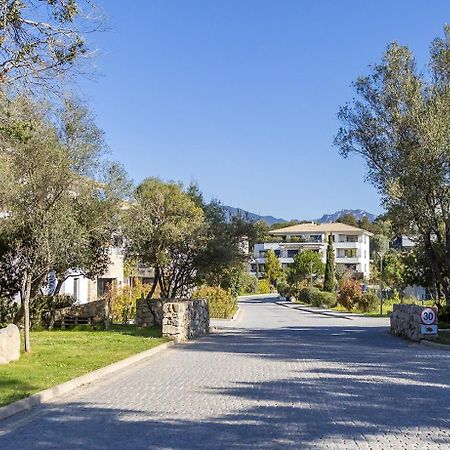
[337, 279, 362, 310]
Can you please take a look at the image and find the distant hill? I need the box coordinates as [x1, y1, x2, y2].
[221, 206, 286, 226]
[316, 209, 377, 223]
[222, 206, 376, 226]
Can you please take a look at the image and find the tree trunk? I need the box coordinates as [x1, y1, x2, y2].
[424, 232, 450, 304]
[23, 273, 32, 353]
[53, 278, 65, 296]
[146, 267, 160, 300]
[13, 303, 24, 326]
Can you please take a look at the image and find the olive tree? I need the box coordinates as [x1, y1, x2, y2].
[0, 0, 103, 91]
[335, 26, 450, 304]
[123, 178, 205, 299]
[0, 94, 124, 352]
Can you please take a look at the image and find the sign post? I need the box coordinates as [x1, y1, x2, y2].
[420, 308, 438, 336]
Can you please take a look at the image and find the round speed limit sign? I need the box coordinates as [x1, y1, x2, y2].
[420, 308, 436, 325]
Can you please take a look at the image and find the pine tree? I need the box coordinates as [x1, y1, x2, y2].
[324, 234, 336, 292]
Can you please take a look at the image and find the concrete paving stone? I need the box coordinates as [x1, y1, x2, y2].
[0, 296, 449, 449]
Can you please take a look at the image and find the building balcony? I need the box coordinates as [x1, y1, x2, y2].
[335, 256, 362, 264]
[334, 241, 363, 249]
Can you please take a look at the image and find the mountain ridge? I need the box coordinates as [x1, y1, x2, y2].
[222, 206, 376, 225]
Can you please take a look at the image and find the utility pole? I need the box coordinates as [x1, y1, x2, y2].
[377, 251, 385, 316]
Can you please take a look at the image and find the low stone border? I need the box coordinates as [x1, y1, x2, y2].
[0, 341, 173, 422]
[421, 339, 450, 351]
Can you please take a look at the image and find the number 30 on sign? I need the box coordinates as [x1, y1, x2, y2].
[420, 308, 436, 325]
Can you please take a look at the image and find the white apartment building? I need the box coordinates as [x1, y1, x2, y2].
[251, 222, 372, 279]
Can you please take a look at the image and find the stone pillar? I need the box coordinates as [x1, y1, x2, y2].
[162, 299, 209, 342]
[390, 304, 438, 341]
[0, 324, 20, 364]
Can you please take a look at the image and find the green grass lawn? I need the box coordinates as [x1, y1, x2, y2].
[0, 324, 167, 408]
[434, 331, 450, 345]
[332, 299, 436, 318]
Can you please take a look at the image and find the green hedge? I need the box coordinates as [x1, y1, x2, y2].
[298, 287, 336, 308]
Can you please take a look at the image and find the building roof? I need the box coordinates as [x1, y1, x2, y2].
[269, 222, 373, 236]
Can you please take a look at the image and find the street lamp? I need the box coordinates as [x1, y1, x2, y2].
[377, 250, 386, 316]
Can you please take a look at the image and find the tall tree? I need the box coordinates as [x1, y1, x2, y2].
[323, 234, 336, 292]
[0, 94, 123, 351]
[335, 26, 450, 304]
[287, 250, 325, 286]
[123, 178, 205, 299]
[0, 0, 102, 91]
[264, 249, 282, 286]
[382, 251, 406, 293]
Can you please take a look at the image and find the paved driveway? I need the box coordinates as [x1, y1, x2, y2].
[1, 296, 450, 449]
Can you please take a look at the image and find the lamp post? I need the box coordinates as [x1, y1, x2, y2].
[377, 250, 385, 316]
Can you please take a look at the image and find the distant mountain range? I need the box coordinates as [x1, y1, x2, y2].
[316, 209, 377, 223]
[222, 206, 286, 226]
[222, 206, 376, 226]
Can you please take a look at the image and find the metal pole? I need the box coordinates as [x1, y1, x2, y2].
[379, 255, 383, 317]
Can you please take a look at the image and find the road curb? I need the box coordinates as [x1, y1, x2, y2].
[0, 341, 173, 422]
[421, 339, 450, 351]
[276, 301, 354, 320]
[231, 307, 242, 321]
[209, 307, 243, 330]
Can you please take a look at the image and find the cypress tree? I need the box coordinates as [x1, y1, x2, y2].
[324, 234, 336, 292]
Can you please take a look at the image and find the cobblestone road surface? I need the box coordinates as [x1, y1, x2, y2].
[1, 296, 450, 449]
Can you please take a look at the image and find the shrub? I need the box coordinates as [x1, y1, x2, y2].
[337, 279, 362, 310]
[109, 279, 150, 324]
[276, 280, 291, 298]
[31, 294, 75, 330]
[238, 272, 258, 295]
[356, 291, 379, 312]
[0, 297, 19, 328]
[298, 287, 320, 304]
[311, 291, 337, 308]
[392, 289, 400, 304]
[257, 279, 271, 294]
[193, 286, 237, 319]
[298, 287, 336, 308]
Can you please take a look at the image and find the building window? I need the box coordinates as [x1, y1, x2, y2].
[274, 250, 281, 257]
[73, 278, 80, 302]
[97, 278, 115, 297]
[344, 249, 357, 258]
[287, 249, 298, 258]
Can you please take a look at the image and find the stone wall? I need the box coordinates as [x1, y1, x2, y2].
[135, 298, 167, 328]
[390, 304, 438, 341]
[162, 299, 209, 342]
[0, 324, 20, 364]
[53, 299, 109, 324]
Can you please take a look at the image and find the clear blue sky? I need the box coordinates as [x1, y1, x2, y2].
[81, 0, 450, 220]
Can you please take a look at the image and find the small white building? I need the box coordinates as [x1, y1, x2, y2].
[251, 222, 372, 279]
[57, 246, 126, 304]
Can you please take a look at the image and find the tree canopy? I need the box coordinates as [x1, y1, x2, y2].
[0, 0, 102, 92]
[335, 26, 450, 303]
[0, 94, 123, 351]
[123, 178, 205, 299]
[264, 249, 282, 286]
[287, 250, 325, 286]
